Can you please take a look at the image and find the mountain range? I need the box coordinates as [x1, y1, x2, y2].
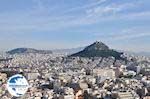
[6, 42, 150, 57]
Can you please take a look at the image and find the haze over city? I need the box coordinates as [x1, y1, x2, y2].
[0, 0, 150, 52]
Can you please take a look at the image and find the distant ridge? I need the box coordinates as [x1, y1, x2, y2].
[52, 47, 84, 54]
[7, 48, 52, 54]
[70, 41, 124, 60]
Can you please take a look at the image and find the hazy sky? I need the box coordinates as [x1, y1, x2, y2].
[0, 0, 150, 52]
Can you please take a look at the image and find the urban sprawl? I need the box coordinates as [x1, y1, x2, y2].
[0, 47, 150, 99]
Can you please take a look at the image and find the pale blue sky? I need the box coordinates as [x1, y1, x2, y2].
[0, 0, 150, 52]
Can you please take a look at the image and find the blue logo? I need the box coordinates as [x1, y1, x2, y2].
[6, 74, 29, 97]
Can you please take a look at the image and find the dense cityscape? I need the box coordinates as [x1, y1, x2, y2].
[0, 0, 150, 99]
[0, 42, 150, 99]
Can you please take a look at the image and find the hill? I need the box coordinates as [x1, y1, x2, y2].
[70, 41, 124, 60]
[7, 48, 52, 54]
